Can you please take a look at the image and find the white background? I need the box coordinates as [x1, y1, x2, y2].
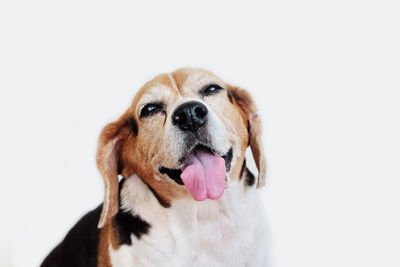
[1, 0, 399, 266]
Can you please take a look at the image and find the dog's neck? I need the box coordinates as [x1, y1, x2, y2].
[109, 168, 267, 267]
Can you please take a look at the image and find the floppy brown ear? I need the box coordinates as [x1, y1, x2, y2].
[229, 86, 266, 188]
[96, 111, 131, 228]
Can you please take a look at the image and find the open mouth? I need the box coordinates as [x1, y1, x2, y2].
[159, 145, 233, 201]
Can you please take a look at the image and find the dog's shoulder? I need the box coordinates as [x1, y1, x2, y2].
[40, 178, 153, 267]
[40, 204, 102, 267]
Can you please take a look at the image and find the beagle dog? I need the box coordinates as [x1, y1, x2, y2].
[41, 68, 268, 267]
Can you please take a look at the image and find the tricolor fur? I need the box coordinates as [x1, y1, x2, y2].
[41, 68, 268, 267]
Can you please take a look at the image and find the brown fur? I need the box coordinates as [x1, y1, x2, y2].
[96, 111, 131, 227]
[97, 223, 114, 267]
[228, 85, 267, 188]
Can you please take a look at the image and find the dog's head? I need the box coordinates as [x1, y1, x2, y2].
[96, 68, 266, 228]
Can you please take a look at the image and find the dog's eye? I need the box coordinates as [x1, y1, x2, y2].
[200, 84, 223, 96]
[139, 103, 163, 118]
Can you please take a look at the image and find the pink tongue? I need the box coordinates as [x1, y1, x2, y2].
[181, 151, 226, 201]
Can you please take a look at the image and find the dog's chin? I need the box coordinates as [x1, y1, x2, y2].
[159, 145, 233, 187]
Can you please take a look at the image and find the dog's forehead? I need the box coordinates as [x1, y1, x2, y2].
[133, 68, 224, 109]
[170, 68, 224, 94]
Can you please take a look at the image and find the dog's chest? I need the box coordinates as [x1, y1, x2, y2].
[109, 177, 267, 267]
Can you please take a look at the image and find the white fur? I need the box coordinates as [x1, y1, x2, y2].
[109, 174, 269, 267]
[168, 73, 179, 93]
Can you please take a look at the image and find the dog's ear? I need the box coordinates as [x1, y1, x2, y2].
[229, 86, 266, 188]
[96, 111, 132, 228]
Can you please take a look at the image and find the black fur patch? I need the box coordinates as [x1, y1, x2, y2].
[40, 205, 102, 267]
[113, 178, 151, 245]
[245, 168, 256, 186]
[113, 209, 151, 245]
[222, 148, 233, 172]
[128, 116, 138, 136]
[238, 159, 256, 186]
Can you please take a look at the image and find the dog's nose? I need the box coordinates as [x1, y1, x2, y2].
[172, 101, 208, 132]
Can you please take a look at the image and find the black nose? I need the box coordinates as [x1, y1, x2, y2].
[172, 101, 208, 132]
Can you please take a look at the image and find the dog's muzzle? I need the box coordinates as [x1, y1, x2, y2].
[160, 100, 232, 201]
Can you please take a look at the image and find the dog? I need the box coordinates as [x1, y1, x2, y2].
[41, 68, 268, 267]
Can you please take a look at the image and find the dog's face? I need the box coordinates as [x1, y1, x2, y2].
[96, 68, 266, 227]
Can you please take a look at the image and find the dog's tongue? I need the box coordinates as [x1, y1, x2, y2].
[181, 150, 226, 201]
